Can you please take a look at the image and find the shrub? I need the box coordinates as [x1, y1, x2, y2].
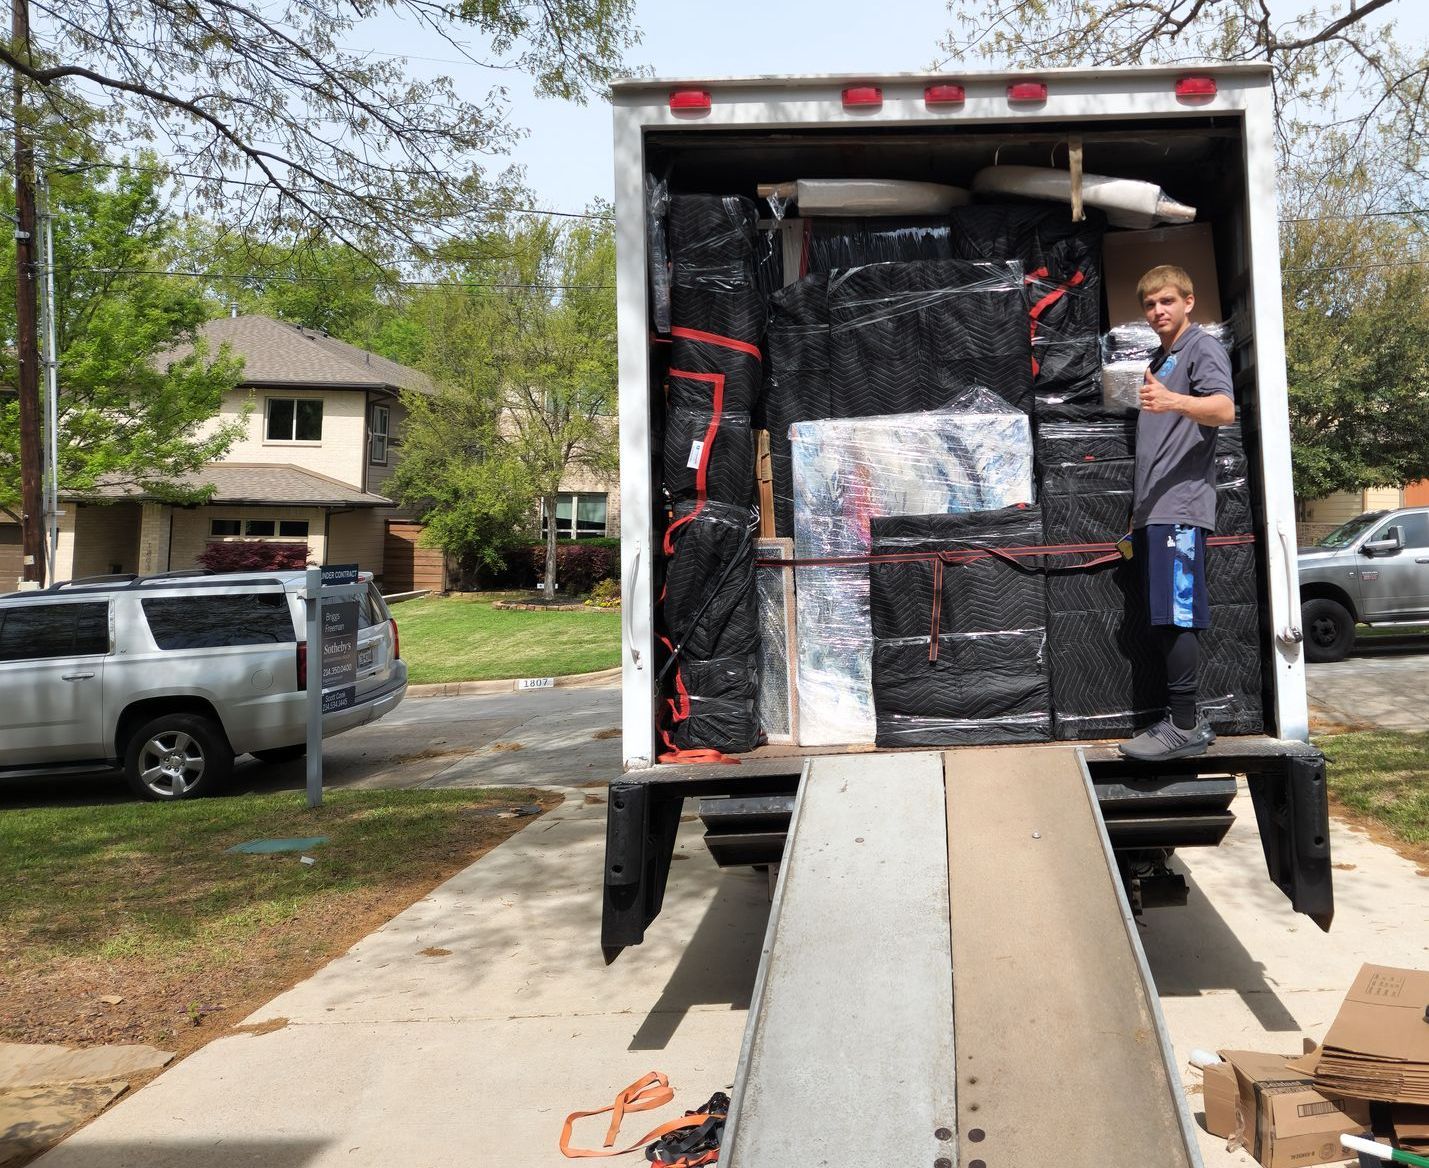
[585, 577, 621, 608]
[197, 540, 311, 573]
[525, 542, 618, 594]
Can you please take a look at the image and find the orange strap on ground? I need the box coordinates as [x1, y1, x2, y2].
[559, 1072, 722, 1158]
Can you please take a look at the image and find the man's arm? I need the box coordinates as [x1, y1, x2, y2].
[1140, 370, 1236, 425]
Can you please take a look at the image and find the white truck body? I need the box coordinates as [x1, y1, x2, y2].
[613, 64, 1307, 770]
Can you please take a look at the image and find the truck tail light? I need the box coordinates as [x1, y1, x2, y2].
[925, 84, 965, 106]
[296, 640, 307, 690]
[1007, 81, 1047, 103]
[390, 618, 400, 661]
[669, 89, 711, 112]
[1175, 76, 1217, 99]
[842, 86, 882, 108]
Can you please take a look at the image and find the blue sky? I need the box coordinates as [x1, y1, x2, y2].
[357, 0, 955, 214]
[355, 0, 1427, 217]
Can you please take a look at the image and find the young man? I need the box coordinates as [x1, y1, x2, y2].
[1120, 264, 1236, 761]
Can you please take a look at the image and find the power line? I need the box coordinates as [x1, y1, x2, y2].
[63, 265, 612, 291]
[1283, 257, 1429, 274]
[50, 157, 613, 221]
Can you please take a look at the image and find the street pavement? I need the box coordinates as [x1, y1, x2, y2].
[1306, 629, 1429, 731]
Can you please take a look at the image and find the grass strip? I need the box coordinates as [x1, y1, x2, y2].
[1315, 730, 1429, 847]
[392, 595, 619, 685]
[0, 787, 552, 964]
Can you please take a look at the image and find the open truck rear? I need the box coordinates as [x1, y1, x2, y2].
[604, 65, 1332, 956]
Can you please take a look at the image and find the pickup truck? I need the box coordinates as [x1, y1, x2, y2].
[1299, 506, 1429, 661]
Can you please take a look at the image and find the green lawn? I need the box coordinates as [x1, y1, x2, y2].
[393, 594, 620, 685]
[1315, 730, 1429, 847]
[0, 787, 553, 966]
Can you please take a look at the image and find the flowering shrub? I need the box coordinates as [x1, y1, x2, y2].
[197, 540, 311, 573]
[585, 577, 621, 608]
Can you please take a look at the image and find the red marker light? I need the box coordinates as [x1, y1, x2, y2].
[669, 89, 711, 112]
[925, 84, 966, 106]
[1007, 81, 1048, 103]
[842, 85, 883, 108]
[1175, 76, 1217, 99]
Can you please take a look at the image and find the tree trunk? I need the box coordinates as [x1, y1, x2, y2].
[543, 492, 559, 598]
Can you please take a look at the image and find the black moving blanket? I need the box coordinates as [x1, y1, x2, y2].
[1040, 454, 1263, 739]
[868, 505, 1051, 747]
[950, 205, 1105, 420]
[660, 194, 768, 755]
[762, 260, 1032, 537]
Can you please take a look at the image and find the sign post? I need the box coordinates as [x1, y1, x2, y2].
[304, 563, 364, 808]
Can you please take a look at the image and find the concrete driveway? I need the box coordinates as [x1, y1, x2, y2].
[1307, 628, 1429, 731]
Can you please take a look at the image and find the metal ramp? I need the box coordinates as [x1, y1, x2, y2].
[721, 747, 1201, 1168]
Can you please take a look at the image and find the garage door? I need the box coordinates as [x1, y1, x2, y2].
[0, 524, 21, 593]
[384, 521, 446, 593]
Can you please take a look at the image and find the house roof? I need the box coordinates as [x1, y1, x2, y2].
[162, 315, 435, 396]
[76, 464, 393, 508]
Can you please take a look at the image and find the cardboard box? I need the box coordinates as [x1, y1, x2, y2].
[1103, 223, 1223, 324]
[1203, 1059, 1238, 1139]
[1221, 1050, 1370, 1168]
[1316, 964, 1429, 1104]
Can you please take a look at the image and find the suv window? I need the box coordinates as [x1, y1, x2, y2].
[142, 593, 296, 650]
[0, 601, 109, 661]
[356, 582, 389, 630]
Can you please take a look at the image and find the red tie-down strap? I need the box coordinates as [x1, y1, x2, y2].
[761, 533, 1257, 665]
[1025, 266, 1087, 378]
[669, 326, 762, 361]
[661, 368, 726, 556]
[654, 634, 741, 766]
[559, 1072, 726, 1160]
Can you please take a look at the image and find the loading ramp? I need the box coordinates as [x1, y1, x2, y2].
[720, 747, 1201, 1168]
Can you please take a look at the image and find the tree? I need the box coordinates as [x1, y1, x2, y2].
[943, 1, 1426, 195]
[6, 0, 639, 252]
[481, 215, 617, 596]
[0, 161, 246, 528]
[1282, 167, 1429, 501]
[391, 213, 617, 593]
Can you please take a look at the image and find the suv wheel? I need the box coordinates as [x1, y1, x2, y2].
[1303, 598, 1355, 663]
[124, 714, 233, 800]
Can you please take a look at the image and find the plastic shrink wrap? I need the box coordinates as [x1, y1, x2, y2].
[790, 391, 1034, 746]
[1100, 320, 1234, 412]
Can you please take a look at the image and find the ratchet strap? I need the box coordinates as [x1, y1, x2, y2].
[559, 1073, 726, 1162]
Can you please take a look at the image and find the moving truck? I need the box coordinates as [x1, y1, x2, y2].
[603, 65, 1333, 958]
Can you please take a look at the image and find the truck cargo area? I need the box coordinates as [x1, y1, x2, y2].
[720, 748, 1201, 1167]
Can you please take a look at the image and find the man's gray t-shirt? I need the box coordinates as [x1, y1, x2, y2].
[1132, 323, 1234, 530]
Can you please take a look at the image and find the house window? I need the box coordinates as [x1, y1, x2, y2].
[370, 405, 390, 465]
[541, 493, 608, 540]
[266, 398, 323, 442]
[210, 519, 241, 536]
[278, 520, 309, 538]
[244, 519, 276, 537]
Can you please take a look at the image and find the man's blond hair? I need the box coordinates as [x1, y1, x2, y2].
[1136, 264, 1194, 305]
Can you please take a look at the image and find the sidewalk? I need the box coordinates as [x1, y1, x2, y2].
[33, 789, 761, 1168]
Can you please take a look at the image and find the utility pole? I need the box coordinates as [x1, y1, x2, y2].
[12, 0, 43, 587]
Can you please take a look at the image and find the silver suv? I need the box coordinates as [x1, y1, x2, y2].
[1298, 507, 1429, 662]
[0, 570, 407, 799]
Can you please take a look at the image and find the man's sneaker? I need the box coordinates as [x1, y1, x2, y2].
[1118, 717, 1216, 761]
